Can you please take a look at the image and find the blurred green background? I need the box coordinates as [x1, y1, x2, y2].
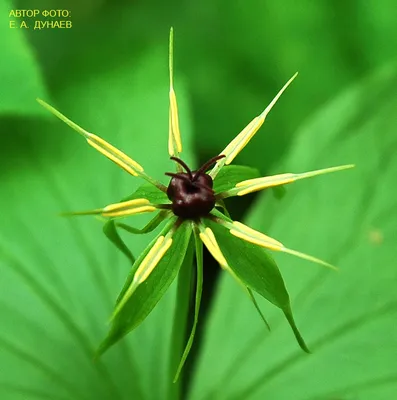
[1, 0, 397, 399]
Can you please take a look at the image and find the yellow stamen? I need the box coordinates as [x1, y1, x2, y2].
[221, 117, 261, 166]
[103, 206, 156, 218]
[87, 134, 144, 176]
[134, 236, 173, 283]
[103, 198, 150, 212]
[235, 164, 355, 196]
[216, 73, 298, 168]
[168, 27, 182, 156]
[169, 91, 182, 152]
[199, 227, 228, 267]
[228, 221, 337, 270]
[236, 173, 295, 196]
[219, 118, 258, 166]
[230, 221, 283, 251]
[112, 235, 173, 318]
[37, 98, 144, 177]
[168, 108, 174, 156]
[62, 198, 156, 218]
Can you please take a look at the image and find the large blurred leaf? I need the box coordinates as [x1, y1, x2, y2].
[180, 0, 397, 175]
[0, 0, 47, 115]
[190, 64, 397, 399]
[0, 43, 193, 400]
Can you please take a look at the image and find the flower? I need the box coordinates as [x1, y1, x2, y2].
[37, 28, 354, 380]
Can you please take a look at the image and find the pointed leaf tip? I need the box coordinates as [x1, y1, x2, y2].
[204, 219, 310, 352]
[284, 307, 310, 353]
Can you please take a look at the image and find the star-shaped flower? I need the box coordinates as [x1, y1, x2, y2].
[37, 28, 354, 380]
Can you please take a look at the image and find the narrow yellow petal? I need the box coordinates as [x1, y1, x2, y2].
[199, 227, 228, 267]
[37, 98, 144, 177]
[210, 73, 298, 177]
[228, 220, 336, 270]
[168, 27, 182, 156]
[234, 164, 355, 196]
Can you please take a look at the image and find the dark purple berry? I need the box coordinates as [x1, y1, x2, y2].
[165, 155, 224, 219]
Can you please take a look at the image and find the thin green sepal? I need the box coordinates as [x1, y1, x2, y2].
[116, 211, 170, 235]
[103, 220, 135, 264]
[283, 305, 310, 353]
[173, 225, 204, 382]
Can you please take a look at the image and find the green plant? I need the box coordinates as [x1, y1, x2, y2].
[37, 29, 353, 383]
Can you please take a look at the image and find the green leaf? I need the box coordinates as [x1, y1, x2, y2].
[0, 41, 193, 400]
[190, 64, 397, 399]
[122, 182, 170, 204]
[205, 220, 287, 308]
[0, 0, 47, 116]
[186, 0, 397, 177]
[204, 218, 308, 352]
[98, 219, 192, 355]
[213, 165, 260, 194]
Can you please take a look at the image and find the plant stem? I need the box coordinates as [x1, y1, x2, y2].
[167, 232, 195, 400]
